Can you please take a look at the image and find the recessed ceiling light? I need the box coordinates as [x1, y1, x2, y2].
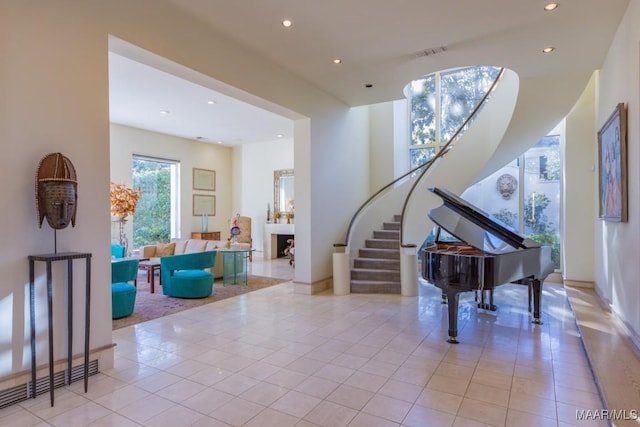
[207, 100, 216, 105]
[542, 46, 555, 53]
[365, 84, 373, 88]
[216, 140, 223, 144]
[282, 19, 292, 28]
[544, 3, 559, 11]
[277, 134, 284, 138]
[195, 136, 206, 140]
[333, 58, 342, 65]
[159, 110, 170, 114]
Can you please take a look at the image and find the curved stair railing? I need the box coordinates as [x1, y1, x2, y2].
[338, 68, 505, 251]
[399, 68, 505, 246]
[332, 67, 517, 296]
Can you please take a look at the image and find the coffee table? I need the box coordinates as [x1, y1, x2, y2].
[138, 258, 161, 293]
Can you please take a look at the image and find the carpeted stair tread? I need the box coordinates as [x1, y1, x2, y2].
[351, 267, 400, 281]
[365, 238, 400, 249]
[382, 221, 400, 230]
[350, 214, 403, 294]
[359, 248, 400, 259]
[354, 258, 400, 270]
[351, 280, 401, 294]
[373, 230, 400, 239]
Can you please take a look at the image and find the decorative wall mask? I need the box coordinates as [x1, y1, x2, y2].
[496, 173, 517, 200]
[35, 153, 78, 229]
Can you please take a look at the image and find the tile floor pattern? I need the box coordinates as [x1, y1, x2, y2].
[2, 254, 618, 426]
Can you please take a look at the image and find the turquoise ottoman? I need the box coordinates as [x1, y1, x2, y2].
[112, 282, 137, 319]
[166, 269, 213, 298]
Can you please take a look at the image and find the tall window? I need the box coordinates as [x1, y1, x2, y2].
[132, 156, 179, 248]
[407, 66, 501, 169]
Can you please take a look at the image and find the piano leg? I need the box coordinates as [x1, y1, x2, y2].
[444, 290, 460, 344]
[531, 279, 543, 324]
[441, 293, 448, 304]
[477, 290, 497, 311]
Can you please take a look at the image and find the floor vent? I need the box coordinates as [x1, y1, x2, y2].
[0, 360, 99, 409]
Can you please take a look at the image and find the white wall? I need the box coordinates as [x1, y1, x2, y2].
[564, 75, 597, 283]
[110, 124, 233, 240]
[370, 102, 393, 192]
[595, 1, 640, 342]
[237, 139, 294, 251]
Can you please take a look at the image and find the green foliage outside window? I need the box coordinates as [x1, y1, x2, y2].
[132, 159, 171, 248]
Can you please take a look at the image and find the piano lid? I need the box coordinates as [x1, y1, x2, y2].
[428, 187, 540, 253]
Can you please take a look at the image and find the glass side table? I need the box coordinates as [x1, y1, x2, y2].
[220, 248, 253, 286]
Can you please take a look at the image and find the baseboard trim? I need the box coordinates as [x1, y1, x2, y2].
[292, 277, 332, 294]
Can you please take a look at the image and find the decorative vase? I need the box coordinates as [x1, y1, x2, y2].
[117, 217, 128, 256]
[201, 213, 208, 232]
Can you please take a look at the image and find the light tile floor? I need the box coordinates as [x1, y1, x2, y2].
[3, 254, 636, 426]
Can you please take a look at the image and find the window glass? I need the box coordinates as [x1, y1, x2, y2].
[132, 157, 178, 248]
[523, 136, 561, 268]
[440, 66, 501, 142]
[409, 146, 437, 169]
[409, 75, 436, 146]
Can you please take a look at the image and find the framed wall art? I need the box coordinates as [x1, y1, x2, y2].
[598, 102, 627, 222]
[193, 194, 216, 216]
[192, 168, 216, 191]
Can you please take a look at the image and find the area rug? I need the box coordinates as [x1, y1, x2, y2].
[112, 275, 288, 330]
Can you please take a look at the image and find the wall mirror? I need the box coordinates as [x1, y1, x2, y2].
[274, 169, 294, 214]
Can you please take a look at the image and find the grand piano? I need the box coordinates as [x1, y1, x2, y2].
[422, 187, 555, 343]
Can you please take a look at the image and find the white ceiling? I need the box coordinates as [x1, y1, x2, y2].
[109, 0, 629, 145]
[109, 52, 294, 145]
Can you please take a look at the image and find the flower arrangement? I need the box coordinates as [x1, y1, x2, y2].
[273, 211, 281, 222]
[285, 211, 294, 224]
[110, 181, 142, 219]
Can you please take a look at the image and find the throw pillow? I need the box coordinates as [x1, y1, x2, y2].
[156, 242, 176, 256]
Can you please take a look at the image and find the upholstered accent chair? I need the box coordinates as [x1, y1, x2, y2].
[235, 216, 253, 261]
[111, 258, 139, 319]
[160, 251, 217, 298]
[111, 243, 126, 258]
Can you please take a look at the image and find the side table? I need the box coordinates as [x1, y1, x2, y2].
[29, 252, 92, 406]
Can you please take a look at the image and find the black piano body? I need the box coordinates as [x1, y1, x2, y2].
[421, 187, 555, 343]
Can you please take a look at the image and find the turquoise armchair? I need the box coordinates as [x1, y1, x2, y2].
[160, 251, 217, 298]
[111, 259, 139, 319]
[111, 243, 126, 258]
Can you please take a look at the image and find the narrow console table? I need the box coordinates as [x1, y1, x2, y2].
[28, 252, 92, 406]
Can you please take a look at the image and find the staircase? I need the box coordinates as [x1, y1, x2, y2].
[350, 215, 401, 293]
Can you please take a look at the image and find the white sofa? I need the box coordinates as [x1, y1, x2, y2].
[142, 238, 228, 278]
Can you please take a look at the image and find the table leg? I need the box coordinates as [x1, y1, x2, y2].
[84, 257, 90, 393]
[29, 260, 36, 398]
[46, 261, 54, 406]
[66, 259, 73, 386]
[149, 266, 155, 294]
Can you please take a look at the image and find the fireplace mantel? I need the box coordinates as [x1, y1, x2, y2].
[264, 223, 295, 259]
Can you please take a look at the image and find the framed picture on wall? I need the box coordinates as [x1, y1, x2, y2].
[193, 168, 216, 191]
[598, 102, 627, 222]
[193, 194, 216, 216]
